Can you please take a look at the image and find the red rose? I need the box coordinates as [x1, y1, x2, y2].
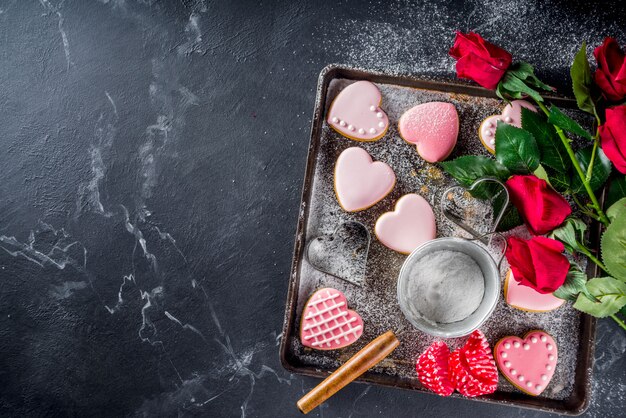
[449, 32, 512, 90]
[505, 236, 569, 294]
[505, 175, 571, 235]
[593, 37, 626, 102]
[599, 106, 626, 174]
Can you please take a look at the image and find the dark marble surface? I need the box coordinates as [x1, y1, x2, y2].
[0, 0, 625, 417]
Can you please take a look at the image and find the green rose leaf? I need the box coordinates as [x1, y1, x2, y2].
[570, 41, 598, 115]
[554, 267, 590, 302]
[533, 164, 550, 183]
[495, 122, 540, 174]
[547, 106, 593, 140]
[546, 168, 571, 193]
[507, 62, 554, 92]
[606, 175, 626, 208]
[521, 107, 570, 173]
[549, 218, 588, 254]
[606, 197, 626, 223]
[601, 209, 626, 282]
[498, 73, 544, 103]
[573, 277, 626, 317]
[571, 146, 612, 193]
[440, 156, 510, 199]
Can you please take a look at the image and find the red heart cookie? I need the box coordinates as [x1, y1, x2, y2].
[327, 81, 389, 141]
[300, 288, 363, 350]
[494, 330, 557, 396]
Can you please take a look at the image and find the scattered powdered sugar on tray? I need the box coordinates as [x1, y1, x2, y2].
[318, 0, 626, 90]
[285, 77, 589, 404]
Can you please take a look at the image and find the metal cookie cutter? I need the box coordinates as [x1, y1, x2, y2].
[397, 178, 509, 338]
[306, 221, 371, 287]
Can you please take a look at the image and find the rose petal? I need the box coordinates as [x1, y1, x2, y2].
[505, 237, 537, 288]
[506, 175, 571, 235]
[527, 237, 569, 294]
[600, 106, 626, 174]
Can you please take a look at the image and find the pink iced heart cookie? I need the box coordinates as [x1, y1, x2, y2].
[327, 81, 389, 141]
[494, 331, 558, 396]
[504, 270, 564, 312]
[374, 194, 436, 254]
[334, 147, 395, 212]
[398, 102, 459, 163]
[479, 100, 537, 154]
[300, 288, 363, 350]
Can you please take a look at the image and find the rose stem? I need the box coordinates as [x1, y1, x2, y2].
[586, 110, 602, 182]
[609, 314, 626, 332]
[576, 245, 609, 275]
[535, 101, 610, 226]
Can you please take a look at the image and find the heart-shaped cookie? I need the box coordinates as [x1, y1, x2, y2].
[334, 147, 395, 212]
[375, 194, 436, 254]
[494, 330, 558, 396]
[327, 81, 389, 141]
[479, 100, 537, 154]
[504, 270, 564, 312]
[398, 102, 459, 163]
[306, 221, 370, 286]
[300, 288, 363, 350]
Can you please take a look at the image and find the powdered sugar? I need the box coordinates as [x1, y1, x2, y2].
[404, 249, 484, 324]
[318, 0, 626, 91]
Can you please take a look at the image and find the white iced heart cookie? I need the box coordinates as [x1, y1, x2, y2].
[334, 147, 395, 212]
[327, 81, 389, 142]
[374, 194, 436, 254]
[479, 100, 537, 154]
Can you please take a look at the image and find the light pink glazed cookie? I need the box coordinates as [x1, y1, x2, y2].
[374, 194, 436, 254]
[504, 270, 564, 312]
[327, 81, 389, 142]
[479, 100, 537, 154]
[300, 288, 363, 350]
[494, 330, 558, 396]
[398, 102, 459, 163]
[334, 147, 395, 212]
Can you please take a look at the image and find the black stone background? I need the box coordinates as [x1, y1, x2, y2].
[0, 0, 624, 417]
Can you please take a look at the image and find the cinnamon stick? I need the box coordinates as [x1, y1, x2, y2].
[296, 331, 399, 414]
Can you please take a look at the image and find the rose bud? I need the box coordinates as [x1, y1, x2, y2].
[505, 236, 570, 294]
[505, 175, 571, 236]
[599, 105, 626, 174]
[593, 37, 626, 102]
[449, 31, 512, 90]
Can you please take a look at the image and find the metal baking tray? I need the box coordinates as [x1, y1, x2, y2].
[280, 65, 598, 415]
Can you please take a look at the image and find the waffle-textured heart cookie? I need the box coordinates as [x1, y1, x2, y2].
[300, 288, 363, 350]
[327, 81, 389, 141]
[334, 147, 395, 212]
[504, 270, 564, 312]
[479, 100, 536, 154]
[398, 102, 459, 163]
[494, 330, 558, 396]
[374, 193, 436, 254]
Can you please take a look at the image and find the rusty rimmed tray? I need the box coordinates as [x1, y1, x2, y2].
[280, 65, 598, 415]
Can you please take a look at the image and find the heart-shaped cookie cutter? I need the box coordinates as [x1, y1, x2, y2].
[306, 221, 371, 287]
[397, 177, 509, 337]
